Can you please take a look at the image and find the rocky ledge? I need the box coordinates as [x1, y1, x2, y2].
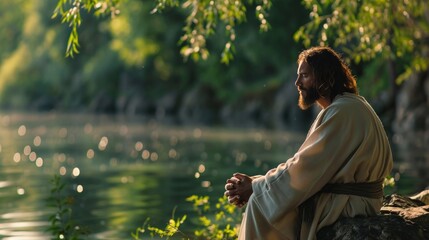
[318, 190, 429, 240]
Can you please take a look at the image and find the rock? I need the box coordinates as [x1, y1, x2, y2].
[220, 98, 271, 128]
[178, 86, 218, 125]
[155, 91, 180, 123]
[115, 72, 153, 115]
[411, 190, 429, 205]
[394, 71, 429, 134]
[317, 215, 428, 240]
[125, 95, 154, 115]
[218, 82, 278, 128]
[32, 96, 56, 111]
[317, 191, 429, 240]
[383, 193, 425, 208]
[89, 90, 116, 113]
[272, 81, 314, 131]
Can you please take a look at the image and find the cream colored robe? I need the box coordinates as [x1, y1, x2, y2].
[239, 93, 393, 240]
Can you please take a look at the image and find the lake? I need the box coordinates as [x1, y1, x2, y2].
[0, 112, 426, 239]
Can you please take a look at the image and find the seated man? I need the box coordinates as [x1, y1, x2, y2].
[224, 46, 393, 240]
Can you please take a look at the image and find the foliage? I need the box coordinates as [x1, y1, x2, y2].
[48, 0, 307, 107]
[131, 210, 188, 240]
[53, 0, 429, 83]
[108, 1, 160, 67]
[187, 195, 240, 239]
[0, 1, 27, 61]
[384, 175, 395, 188]
[356, 57, 389, 98]
[51, 0, 429, 99]
[52, 0, 121, 57]
[294, 0, 429, 84]
[132, 195, 242, 239]
[0, 0, 68, 109]
[52, 0, 272, 63]
[4, 0, 420, 116]
[46, 175, 88, 240]
[153, 0, 271, 64]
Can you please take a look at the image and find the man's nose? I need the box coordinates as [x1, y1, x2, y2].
[295, 77, 300, 87]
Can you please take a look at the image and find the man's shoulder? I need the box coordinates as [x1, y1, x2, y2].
[322, 93, 368, 119]
[330, 93, 366, 110]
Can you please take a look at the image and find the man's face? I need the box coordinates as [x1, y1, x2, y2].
[295, 61, 319, 110]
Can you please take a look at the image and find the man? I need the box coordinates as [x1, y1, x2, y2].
[224, 46, 393, 240]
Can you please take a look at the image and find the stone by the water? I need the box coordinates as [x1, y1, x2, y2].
[317, 191, 429, 240]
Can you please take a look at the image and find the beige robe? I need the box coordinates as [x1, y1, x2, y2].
[239, 93, 393, 240]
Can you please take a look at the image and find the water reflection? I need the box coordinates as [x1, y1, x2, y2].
[0, 112, 425, 239]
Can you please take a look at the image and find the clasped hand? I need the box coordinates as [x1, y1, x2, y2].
[224, 173, 253, 208]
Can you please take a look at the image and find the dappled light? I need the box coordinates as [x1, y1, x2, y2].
[72, 167, 81, 177]
[0, 112, 310, 238]
[98, 136, 109, 151]
[0, 112, 426, 238]
[0, 0, 427, 238]
[13, 153, 21, 163]
[86, 149, 95, 159]
[35, 158, 43, 167]
[59, 166, 67, 176]
[17, 125, 26, 136]
[16, 188, 25, 195]
[76, 184, 84, 193]
[33, 136, 41, 147]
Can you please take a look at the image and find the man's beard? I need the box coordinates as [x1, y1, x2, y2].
[298, 86, 319, 110]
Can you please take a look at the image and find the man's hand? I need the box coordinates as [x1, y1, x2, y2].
[224, 173, 253, 208]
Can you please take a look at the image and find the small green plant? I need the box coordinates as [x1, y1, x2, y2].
[384, 175, 395, 188]
[46, 175, 87, 240]
[132, 208, 188, 240]
[132, 195, 242, 240]
[187, 195, 240, 239]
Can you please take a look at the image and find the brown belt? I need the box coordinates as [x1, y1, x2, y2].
[320, 179, 384, 199]
[297, 179, 384, 239]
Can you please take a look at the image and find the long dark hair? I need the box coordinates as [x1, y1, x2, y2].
[297, 47, 358, 102]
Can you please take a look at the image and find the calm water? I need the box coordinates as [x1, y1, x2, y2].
[0, 113, 426, 239]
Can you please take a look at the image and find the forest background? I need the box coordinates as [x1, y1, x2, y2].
[0, 0, 428, 136]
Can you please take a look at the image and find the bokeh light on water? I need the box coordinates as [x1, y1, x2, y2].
[0, 112, 425, 239]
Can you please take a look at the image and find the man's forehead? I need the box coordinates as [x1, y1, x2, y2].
[297, 61, 311, 73]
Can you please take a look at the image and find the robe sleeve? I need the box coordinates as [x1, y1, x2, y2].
[251, 103, 367, 226]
